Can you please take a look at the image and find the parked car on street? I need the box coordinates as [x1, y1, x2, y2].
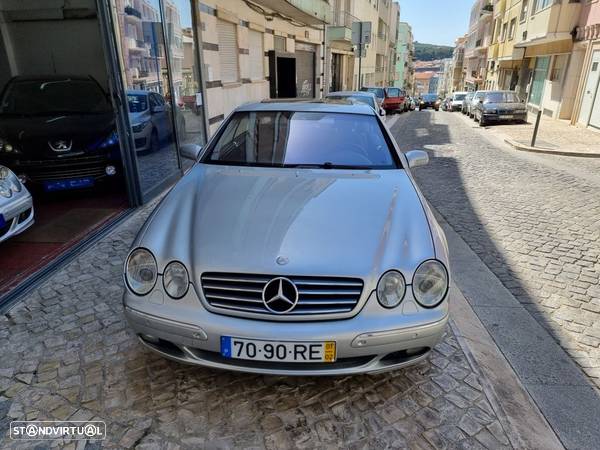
[324, 91, 385, 117]
[468, 91, 488, 118]
[360, 86, 385, 109]
[472, 90, 527, 127]
[450, 92, 468, 112]
[123, 101, 450, 375]
[0, 165, 34, 243]
[0, 75, 121, 192]
[461, 92, 474, 114]
[128, 89, 180, 153]
[382, 87, 406, 114]
[419, 94, 440, 111]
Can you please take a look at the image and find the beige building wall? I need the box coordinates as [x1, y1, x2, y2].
[199, 0, 324, 134]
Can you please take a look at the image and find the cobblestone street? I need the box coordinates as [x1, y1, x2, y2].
[390, 110, 600, 388]
[0, 199, 516, 449]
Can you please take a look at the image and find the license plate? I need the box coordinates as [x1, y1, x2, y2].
[43, 177, 95, 192]
[500, 115, 513, 119]
[0, 214, 5, 229]
[221, 336, 336, 363]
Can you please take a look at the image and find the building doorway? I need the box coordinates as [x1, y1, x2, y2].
[579, 50, 600, 129]
[268, 51, 297, 98]
[296, 42, 316, 98]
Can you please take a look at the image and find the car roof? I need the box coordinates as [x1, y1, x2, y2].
[237, 101, 376, 116]
[327, 91, 376, 97]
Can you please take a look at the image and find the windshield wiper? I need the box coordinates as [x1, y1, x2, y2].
[285, 162, 374, 170]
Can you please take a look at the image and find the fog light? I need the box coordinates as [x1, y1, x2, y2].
[105, 165, 116, 176]
[17, 174, 27, 184]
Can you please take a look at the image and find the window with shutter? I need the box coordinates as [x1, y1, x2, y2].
[248, 30, 264, 80]
[217, 20, 239, 83]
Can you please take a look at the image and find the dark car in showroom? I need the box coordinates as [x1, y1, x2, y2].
[472, 90, 527, 127]
[419, 94, 440, 111]
[0, 75, 121, 192]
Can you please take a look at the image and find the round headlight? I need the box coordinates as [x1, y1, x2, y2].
[377, 270, 406, 308]
[125, 248, 157, 295]
[412, 260, 449, 308]
[0, 166, 21, 193]
[163, 261, 189, 299]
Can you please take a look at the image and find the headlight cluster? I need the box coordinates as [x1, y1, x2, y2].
[125, 248, 189, 299]
[0, 138, 20, 154]
[0, 165, 22, 198]
[131, 121, 150, 133]
[376, 260, 448, 309]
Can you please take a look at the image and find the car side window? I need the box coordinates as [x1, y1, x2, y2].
[149, 94, 159, 109]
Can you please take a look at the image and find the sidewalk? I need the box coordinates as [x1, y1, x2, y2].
[486, 113, 600, 158]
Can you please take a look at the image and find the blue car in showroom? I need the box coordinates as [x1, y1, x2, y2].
[0, 75, 121, 192]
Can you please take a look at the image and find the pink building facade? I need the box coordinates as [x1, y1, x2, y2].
[572, 1, 600, 129]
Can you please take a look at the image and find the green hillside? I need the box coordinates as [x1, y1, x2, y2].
[414, 42, 454, 61]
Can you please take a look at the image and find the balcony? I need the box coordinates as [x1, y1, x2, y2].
[124, 5, 142, 20]
[127, 37, 149, 55]
[327, 10, 357, 44]
[251, 0, 331, 25]
[488, 42, 498, 59]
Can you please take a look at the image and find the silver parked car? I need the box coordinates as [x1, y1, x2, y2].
[123, 102, 450, 375]
[324, 91, 385, 117]
[0, 165, 34, 243]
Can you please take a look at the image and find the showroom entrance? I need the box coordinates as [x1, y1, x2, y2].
[0, 0, 208, 303]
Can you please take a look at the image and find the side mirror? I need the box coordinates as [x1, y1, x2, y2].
[180, 143, 202, 161]
[405, 150, 429, 168]
[151, 105, 165, 114]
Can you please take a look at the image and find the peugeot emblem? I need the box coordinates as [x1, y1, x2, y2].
[49, 139, 72, 152]
[262, 277, 299, 314]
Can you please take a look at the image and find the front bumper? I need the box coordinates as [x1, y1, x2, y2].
[0, 192, 34, 243]
[124, 289, 448, 375]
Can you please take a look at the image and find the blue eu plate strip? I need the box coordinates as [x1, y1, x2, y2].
[221, 336, 232, 358]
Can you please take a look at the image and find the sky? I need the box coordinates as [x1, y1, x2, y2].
[398, 0, 474, 47]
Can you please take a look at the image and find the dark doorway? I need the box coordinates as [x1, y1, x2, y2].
[269, 51, 297, 98]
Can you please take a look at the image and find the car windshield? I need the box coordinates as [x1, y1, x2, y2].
[386, 88, 401, 97]
[326, 95, 376, 110]
[203, 111, 398, 169]
[128, 94, 148, 113]
[0, 79, 112, 116]
[453, 94, 467, 101]
[484, 92, 521, 103]
[362, 87, 385, 99]
[423, 94, 438, 101]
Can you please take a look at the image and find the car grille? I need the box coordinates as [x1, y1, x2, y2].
[201, 272, 364, 316]
[12, 155, 111, 182]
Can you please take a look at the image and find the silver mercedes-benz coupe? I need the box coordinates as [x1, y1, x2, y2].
[123, 102, 450, 375]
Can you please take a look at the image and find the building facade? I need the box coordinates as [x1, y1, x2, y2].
[572, 1, 600, 129]
[450, 35, 467, 92]
[464, 0, 493, 91]
[394, 21, 414, 92]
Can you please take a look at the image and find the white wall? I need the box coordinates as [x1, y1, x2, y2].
[2, 18, 109, 90]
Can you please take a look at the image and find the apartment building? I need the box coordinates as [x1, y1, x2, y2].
[394, 21, 415, 92]
[415, 71, 435, 95]
[464, 0, 493, 90]
[198, 0, 329, 133]
[327, 0, 401, 91]
[451, 35, 467, 92]
[572, 1, 600, 129]
[486, 0, 525, 92]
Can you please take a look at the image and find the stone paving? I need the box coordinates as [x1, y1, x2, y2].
[0, 197, 513, 448]
[391, 110, 600, 389]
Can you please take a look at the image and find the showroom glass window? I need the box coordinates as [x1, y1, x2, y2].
[111, 0, 207, 199]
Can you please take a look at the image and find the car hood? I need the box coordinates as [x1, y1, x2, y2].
[138, 164, 435, 287]
[0, 112, 115, 158]
[129, 110, 150, 124]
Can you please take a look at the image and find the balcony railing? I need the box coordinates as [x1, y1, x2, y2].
[330, 10, 358, 29]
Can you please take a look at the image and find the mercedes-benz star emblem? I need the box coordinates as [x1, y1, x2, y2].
[49, 139, 72, 152]
[262, 277, 299, 314]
